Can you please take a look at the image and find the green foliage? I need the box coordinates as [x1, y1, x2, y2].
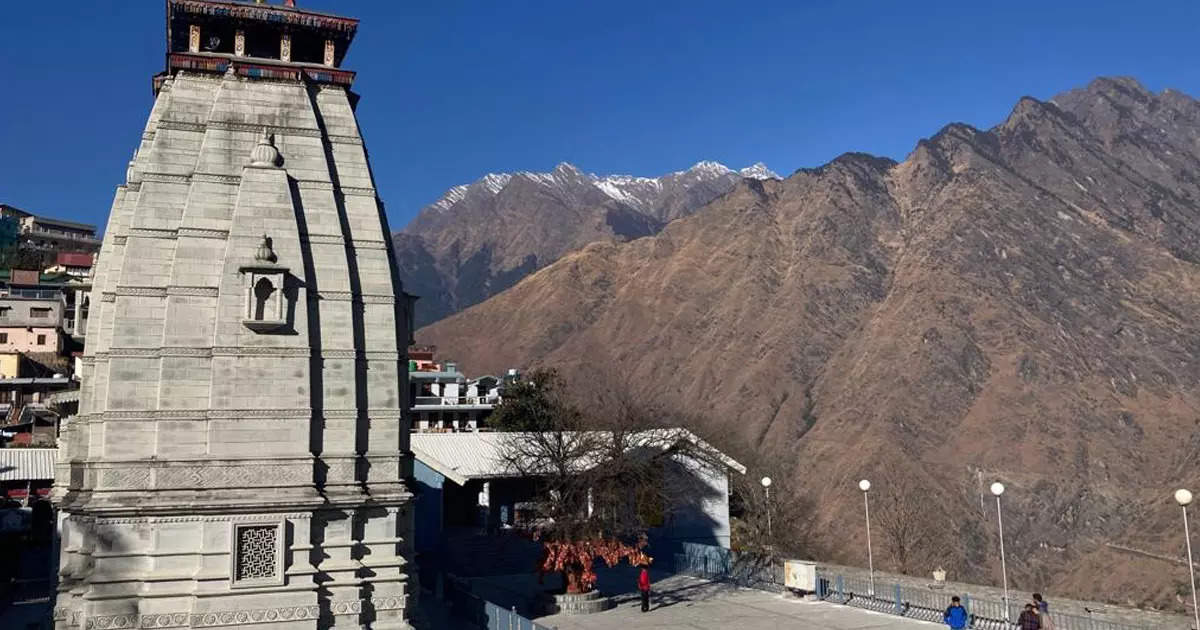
[0, 246, 50, 271]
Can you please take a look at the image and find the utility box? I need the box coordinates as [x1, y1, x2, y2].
[784, 559, 818, 592]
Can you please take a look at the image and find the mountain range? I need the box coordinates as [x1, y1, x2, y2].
[411, 77, 1200, 609]
[393, 161, 779, 326]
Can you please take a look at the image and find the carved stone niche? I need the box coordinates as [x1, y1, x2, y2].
[240, 235, 291, 333]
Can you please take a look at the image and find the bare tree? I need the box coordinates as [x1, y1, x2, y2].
[490, 368, 731, 592]
[873, 465, 940, 574]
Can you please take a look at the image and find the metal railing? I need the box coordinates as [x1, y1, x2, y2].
[669, 542, 1146, 630]
[444, 575, 553, 630]
[413, 395, 500, 407]
[814, 572, 1146, 630]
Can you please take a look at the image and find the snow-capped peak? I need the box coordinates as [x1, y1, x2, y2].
[426, 159, 777, 214]
[739, 162, 780, 180]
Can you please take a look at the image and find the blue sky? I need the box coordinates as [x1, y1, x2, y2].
[2, 1, 1199, 232]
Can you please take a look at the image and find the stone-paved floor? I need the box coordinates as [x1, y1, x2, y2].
[537, 574, 939, 629]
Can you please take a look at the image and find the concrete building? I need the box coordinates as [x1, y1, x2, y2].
[409, 430, 744, 576]
[0, 204, 100, 256]
[408, 347, 504, 432]
[53, 2, 416, 628]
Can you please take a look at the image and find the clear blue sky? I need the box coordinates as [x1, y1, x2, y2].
[2, 1, 1199, 232]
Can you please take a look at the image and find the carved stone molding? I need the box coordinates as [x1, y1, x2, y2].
[178, 227, 229, 240]
[112, 235, 129, 244]
[94, 512, 314, 526]
[100, 292, 116, 302]
[322, 349, 357, 359]
[302, 233, 344, 245]
[361, 294, 397, 304]
[157, 119, 207, 133]
[317, 291, 353, 301]
[341, 186, 376, 197]
[192, 173, 242, 185]
[127, 227, 178, 239]
[97, 408, 311, 420]
[208, 119, 322, 138]
[295, 180, 334, 190]
[211, 346, 311, 357]
[166, 286, 219, 297]
[114, 286, 169, 297]
[139, 613, 190, 628]
[190, 606, 320, 628]
[321, 409, 359, 418]
[141, 172, 192, 184]
[327, 134, 363, 145]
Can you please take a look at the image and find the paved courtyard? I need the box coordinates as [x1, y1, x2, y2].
[537, 574, 937, 629]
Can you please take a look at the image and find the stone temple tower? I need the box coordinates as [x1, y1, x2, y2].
[53, 2, 416, 628]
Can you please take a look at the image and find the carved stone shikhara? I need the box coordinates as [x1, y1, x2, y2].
[54, 2, 413, 628]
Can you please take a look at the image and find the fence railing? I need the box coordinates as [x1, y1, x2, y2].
[669, 543, 1146, 630]
[444, 575, 553, 630]
[814, 572, 1146, 630]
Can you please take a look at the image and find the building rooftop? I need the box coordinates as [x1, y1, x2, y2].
[411, 429, 745, 486]
[0, 448, 55, 482]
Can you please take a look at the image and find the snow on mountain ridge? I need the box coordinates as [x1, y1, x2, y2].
[427, 160, 776, 213]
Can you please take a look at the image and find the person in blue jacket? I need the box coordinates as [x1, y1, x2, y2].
[944, 595, 968, 629]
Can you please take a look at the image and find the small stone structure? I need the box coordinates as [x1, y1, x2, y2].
[541, 590, 615, 615]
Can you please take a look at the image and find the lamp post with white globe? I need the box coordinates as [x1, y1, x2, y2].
[991, 482, 1010, 622]
[761, 476, 773, 540]
[1175, 488, 1200, 630]
[859, 479, 875, 596]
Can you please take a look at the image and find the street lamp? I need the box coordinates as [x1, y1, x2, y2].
[991, 482, 1010, 622]
[1175, 489, 1200, 630]
[761, 477, 772, 539]
[859, 479, 875, 596]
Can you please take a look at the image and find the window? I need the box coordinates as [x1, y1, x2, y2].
[0, 307, 9, 318]
[36, 334, 46, 345]
[0, 333, 7, 343]
[230, 522, 285, 587]
[29, 308, 50, 319]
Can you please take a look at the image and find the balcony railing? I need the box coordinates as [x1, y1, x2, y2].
[413, 395, 500, 407]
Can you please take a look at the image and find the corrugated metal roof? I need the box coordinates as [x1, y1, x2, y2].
[0, 448, 56, 481]
[410, 432, 510, 486]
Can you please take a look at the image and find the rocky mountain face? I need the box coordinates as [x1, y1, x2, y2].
[417, 78, 1200, 610]
[394, 161, 779, 326]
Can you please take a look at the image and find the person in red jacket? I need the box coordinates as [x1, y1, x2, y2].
[638, 566, 651, 612]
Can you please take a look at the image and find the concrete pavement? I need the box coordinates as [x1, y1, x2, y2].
[537, 574, 939, 629]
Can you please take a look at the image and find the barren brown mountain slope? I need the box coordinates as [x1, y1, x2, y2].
[418, 77, 1200, 610]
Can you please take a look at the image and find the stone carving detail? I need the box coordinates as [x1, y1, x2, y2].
[126, 228, 178, 239]
[141, 172, 192, 184]
[207, 120, 322, 137]
[190, 606, 319, 628]
[166, 285, 219, 297]
[296, 180, 335, 190]
[178, 227, 230, 239]
[155, 464, 304, 489]
[341, 186, 377, 197]
[211, 346, 310, 357]
[323, 39, 335, 66]
[114, 286, 168, 297]
[234, 29, 245, 57]
[140, 613, 190, 628]
[235, 525, 278, 580]
[189, 24, 201, 52]
[100, 292, 117, 302]
[327, 134, 363, 145]
[280, 33, 292, 62]
[323, 349, 357, 359]
[156, 120, 207, 133]
[99, 467, 151, 490]
[192, 173, 241, 185]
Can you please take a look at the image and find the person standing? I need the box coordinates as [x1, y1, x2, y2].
[1033, 593, 1053, 629]
[1018, 603, 1042, 630]
[638, 566, 651, 612]
[943, 595, 968, 629]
